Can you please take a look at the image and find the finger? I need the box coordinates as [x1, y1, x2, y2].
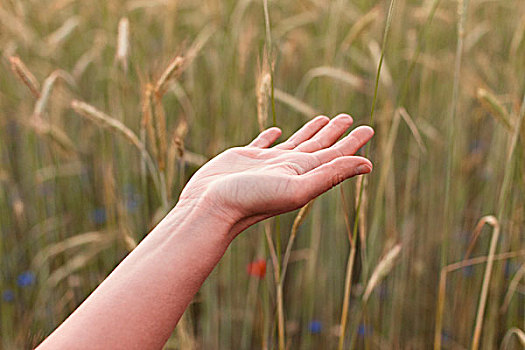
[297, 156, 372, 202]
[274, 115, 330, 150]
[313, 126, 374, 164]
[248, 127, 282, 148]
[294, 114, 353, 152]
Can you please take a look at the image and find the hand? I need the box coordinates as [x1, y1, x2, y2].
[176, 114, 374, 238]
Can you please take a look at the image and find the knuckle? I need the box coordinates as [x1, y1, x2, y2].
[333, 147, 345, 158]
[305, 154, 320, 169]
[348, 135, 361, 152]
[225, 147, 241, 155]
[287, 140, 298, 148]
[311, 152, 322, 163]
[331, 172, 345, 187]
[282, 161, 303, 174]
[280, 141, 294, 149]
[313, 139, 324, 149]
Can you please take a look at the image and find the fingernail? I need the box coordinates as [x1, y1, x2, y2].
[336, 114, 353, 123]
[356, 164, 372, 174]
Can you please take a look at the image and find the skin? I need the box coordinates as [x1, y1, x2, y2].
[36, 114, 374, 350]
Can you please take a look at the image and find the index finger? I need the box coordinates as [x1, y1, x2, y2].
[274, 115, 330, 150]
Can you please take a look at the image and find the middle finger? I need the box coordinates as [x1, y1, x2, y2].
[294, 114, 353, 152]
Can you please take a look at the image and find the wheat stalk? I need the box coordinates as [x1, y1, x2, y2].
[149, 31, 211, 177]
[152, 56, 186, 177]
[33, 70, 76, 119]
[46, 243, 112, 288]
[476, 88, 512, 130]
[337, 180, 366, 350]
[186, 24, 216, 64]
[433, 250, 525, 349]
[28, 118, 77, 156]
[154, 56, 185, 98]
[71, 100, 142, 151]
[500, 328, 525, 350]
[141, 84, 159, 164]
[71, 100, 164, 203]
[296, 66, 367, 99]
[35, 161, 84, 184]
[279, 201, 314, 285]
[339, 6, 381, 54]
[354, 176, 368, 264]
[442, 0, 469, 272]
[274, 89, 319, 118]
[46, 17, 80, 48]
[471, 215, 500, 350]
[338, 240, 358, 349]
[116, 17, 130, 72]
[256, 54, 271, 131]
[32, 231, 111, 268]
[500, 263, 525, 314]
[166, 119, 188, 195]
[399, 107, 427, 153]
[182, 151, 207, 166]
[153, 98, 168, 172]
[362, 244, 402, 302]
[341, 1, 397, 348]
[73, 33, 107, 80]
[434, 215, 500, 350]
[9, 56, 40, 99]
[509, 14, 525, 58]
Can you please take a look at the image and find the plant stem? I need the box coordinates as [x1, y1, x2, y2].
[338, 0, 396, 347]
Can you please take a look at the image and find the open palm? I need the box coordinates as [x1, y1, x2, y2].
[177, 114, 374, 237]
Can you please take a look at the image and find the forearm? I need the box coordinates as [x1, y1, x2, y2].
[37, 202, 233, 350]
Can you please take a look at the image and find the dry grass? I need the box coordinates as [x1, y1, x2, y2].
[362, 244, 402, 302]
[1, 0, 524, 349]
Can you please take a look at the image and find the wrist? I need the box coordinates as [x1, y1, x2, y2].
[162, 193, 238, 242]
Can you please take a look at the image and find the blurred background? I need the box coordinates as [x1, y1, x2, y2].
[0, 0, 524, 349]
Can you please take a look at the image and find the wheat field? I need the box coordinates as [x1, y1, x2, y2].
[0, 0, 524, 349]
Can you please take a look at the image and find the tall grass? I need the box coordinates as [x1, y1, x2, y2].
[0, 0, 524, 349]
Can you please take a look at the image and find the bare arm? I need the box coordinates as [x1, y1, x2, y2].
[36, 114, 374, 349]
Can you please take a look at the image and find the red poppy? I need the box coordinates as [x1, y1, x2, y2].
[247, 259, 267, 279]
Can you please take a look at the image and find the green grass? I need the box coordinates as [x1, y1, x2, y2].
[1, 0, 524, 349]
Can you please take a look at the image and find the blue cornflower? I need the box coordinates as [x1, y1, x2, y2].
[126, 198, 140, 213]
[17, 271, 36, 287]
[38, 183, 54, 196]
[2, 289, 15, 302]
[358, 324, 372, 337]
[504, 261, 518, 279]
[90, 208, 107, 224]
[441, 331, 453, 345]
[308, 320, 322, 334]
[469, 139, 484, 153]
[123, 184, 142, 213]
